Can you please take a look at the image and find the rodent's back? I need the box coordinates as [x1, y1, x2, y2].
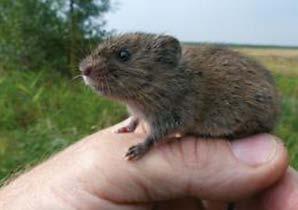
[180, 45, 280, 138]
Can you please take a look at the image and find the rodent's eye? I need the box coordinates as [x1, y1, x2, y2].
[117, 48, 131, 62]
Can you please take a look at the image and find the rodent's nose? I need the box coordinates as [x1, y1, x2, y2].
[83, 66, 92, 76]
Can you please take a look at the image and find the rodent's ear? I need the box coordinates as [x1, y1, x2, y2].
[153, 35, 182, 66]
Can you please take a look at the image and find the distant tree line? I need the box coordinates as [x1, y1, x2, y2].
[0, 0, 111, 76]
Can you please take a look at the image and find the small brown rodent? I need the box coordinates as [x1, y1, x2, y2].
[79, 32, 280, 160]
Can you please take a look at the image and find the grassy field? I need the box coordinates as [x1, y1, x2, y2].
[0, 70, 127, 181]
[0, 47, 297, 181]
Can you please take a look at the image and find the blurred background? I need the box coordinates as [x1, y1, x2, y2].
[0, 0, 297, 181]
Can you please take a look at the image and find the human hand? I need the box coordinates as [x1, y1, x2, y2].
[0, 118, 292, 210]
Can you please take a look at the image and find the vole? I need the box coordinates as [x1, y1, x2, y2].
[79, 32, 280, 160]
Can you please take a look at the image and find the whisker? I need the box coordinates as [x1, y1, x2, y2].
[72, 75, 83, 81]
[103, 75, 109, 95]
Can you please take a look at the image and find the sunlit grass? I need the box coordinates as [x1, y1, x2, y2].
[237, 48, 298, 77]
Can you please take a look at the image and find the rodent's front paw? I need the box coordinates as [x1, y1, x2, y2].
[116, 126, 135, 133]
[125, 143, 148, 160]
[115, 118, 139, 134]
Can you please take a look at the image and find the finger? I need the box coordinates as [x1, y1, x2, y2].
[259, 167, 298, 210]
[83, 132, 288, 203]
[236, 167, 298, 210]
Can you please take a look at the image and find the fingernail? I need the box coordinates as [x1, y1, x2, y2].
[231, 134, 278, 166]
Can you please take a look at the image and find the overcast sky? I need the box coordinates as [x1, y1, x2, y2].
[104, 0, 298, 46]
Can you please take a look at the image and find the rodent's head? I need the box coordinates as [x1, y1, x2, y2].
[79, 33, 181, 101]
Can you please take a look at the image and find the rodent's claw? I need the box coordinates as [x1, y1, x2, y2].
[125, 144, 147, 160]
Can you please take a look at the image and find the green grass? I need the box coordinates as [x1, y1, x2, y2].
[0, 47, 298, 181]
[0, 70, 126, 181]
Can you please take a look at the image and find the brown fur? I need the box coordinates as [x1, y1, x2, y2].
[80, 32, 280, 160]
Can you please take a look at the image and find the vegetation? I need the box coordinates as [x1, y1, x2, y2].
[0, 0, 113, 181]
[0, 69, 126, 181]
[0, 47, 297, 182]
[0, 0, 110, 75]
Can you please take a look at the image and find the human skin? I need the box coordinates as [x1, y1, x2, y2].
[0, 118, 294, 210]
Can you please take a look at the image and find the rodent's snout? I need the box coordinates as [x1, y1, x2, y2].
[79, 56, 106, 78]
[79, 61, 93, 77]
[82, 66, 92, 76]
[79, 57, 110, 92]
